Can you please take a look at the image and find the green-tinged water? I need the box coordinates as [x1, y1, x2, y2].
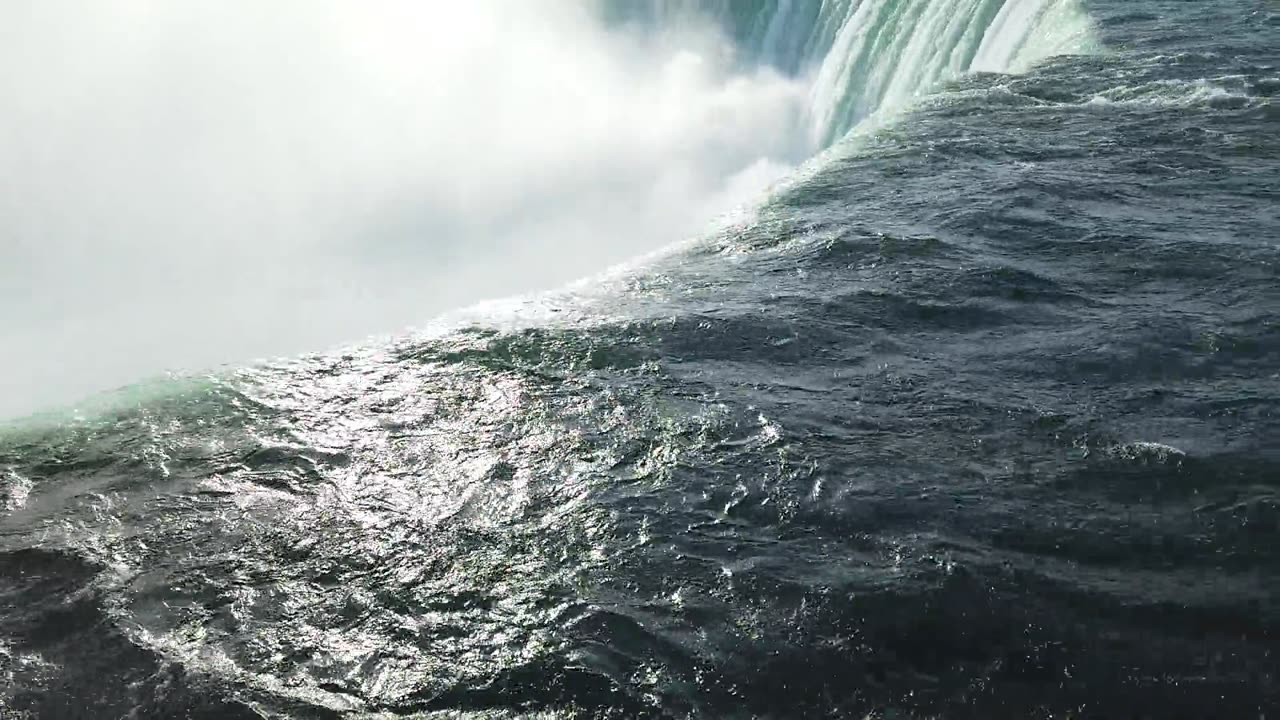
[2, 1, 1278, 717]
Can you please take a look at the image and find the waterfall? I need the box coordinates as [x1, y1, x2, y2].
[604, 0, 1098, 147]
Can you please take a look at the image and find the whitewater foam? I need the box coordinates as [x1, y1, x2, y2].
[1087, 77, 1268, 108]
[617, 0, 1099, 146]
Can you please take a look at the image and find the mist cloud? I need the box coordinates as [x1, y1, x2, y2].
[0, 1, 811, 418]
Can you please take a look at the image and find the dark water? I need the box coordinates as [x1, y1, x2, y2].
[2, 1, 1278, 718]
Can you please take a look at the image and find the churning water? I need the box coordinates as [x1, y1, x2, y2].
[1, 1, 1277, 717]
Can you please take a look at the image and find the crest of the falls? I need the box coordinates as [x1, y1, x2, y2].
[605, 0, 1098, 147]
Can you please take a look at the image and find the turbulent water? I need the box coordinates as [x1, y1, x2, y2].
[2, 0, 1278, 717]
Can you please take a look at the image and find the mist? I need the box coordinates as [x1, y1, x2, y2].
[0, 1, 812, 419]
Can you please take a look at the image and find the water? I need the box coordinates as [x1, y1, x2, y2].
[2, 0, 1278, 717]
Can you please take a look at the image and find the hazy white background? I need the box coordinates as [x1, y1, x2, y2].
[0, 1, 811, 419]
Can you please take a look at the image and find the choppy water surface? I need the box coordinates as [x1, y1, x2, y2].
[2, 1, 1278, 717]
